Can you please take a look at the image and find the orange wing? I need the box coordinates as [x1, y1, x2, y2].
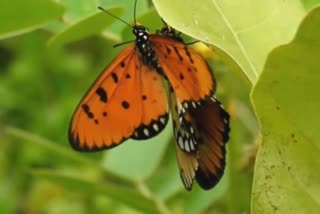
[150, 34, 216, 109]
[69, 45, 168, 151]
[170, 89, 230, 190]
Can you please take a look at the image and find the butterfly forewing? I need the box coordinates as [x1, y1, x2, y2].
[150, 35, 216, 108]
[69, 44, 168, 151]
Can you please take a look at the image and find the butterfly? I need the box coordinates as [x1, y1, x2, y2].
[69, 5, 230, 190]
[157, 25, 230, 190]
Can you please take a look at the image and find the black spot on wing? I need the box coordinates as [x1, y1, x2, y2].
[111, 72, 118, 83]
[184, 46, 194, 64]
[81, 104, 94, 119]
[173, 46, 183, 61]
[96, 87, 108, 103]
[166, 46, 171, 54]
[82, 104, 90, 114]
[179, 73, 184, 80]
[121, 101, 130, 109]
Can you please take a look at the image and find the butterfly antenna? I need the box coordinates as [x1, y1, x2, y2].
[98, 6, 133, 28]
[133, 0, 138, 25]
[161, 18, 169, 28]
[113, 40, 135, 48]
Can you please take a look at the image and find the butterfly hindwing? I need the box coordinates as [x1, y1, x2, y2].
[170, 89, 230, 190]
[69, 45, 168, 151]
[194, 97, 230, 189]
[131, 60, 169, 140]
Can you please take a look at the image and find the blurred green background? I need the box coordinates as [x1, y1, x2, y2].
[2, 0, 318, 213]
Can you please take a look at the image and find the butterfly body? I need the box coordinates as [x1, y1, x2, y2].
[133, 25, 160, 70]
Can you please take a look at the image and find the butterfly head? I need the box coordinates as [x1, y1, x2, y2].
[133, 24, 149, 38]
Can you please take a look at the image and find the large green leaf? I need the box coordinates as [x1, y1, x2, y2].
[0, 0, 64, 40]
[251, 7, 320, 213]
[153, 0, 306, 83]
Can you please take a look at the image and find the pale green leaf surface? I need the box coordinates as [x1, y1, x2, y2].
[48, 7, 123, 48]
[251, 7, 320, 213]
[0, 0, 64, 40]
[102, 124, 172, 181]
[153, 0, 306, 83]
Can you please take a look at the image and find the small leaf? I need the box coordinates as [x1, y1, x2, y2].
[0, 0, 64, 39]
[251, 7, 320, 213]
[48, 7, 123, 48]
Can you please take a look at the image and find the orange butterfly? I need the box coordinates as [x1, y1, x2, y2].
[158, 25, 230, 190]
[69, 5, 230, 190]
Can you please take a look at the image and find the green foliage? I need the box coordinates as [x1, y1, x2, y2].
[0, 0, 64, 39]
[251, 7, 320, 213]
[0, 0, 319, 213]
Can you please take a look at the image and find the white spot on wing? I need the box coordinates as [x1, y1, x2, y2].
[178, 136, 184, 149]
[153, 124, 159, 132]
[190, 127, 194, 134]
[184, 140, 190, 152]
[143, 128, 149, 136]
[190, 140, 194, 150]
[160, 117, 166, 124]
